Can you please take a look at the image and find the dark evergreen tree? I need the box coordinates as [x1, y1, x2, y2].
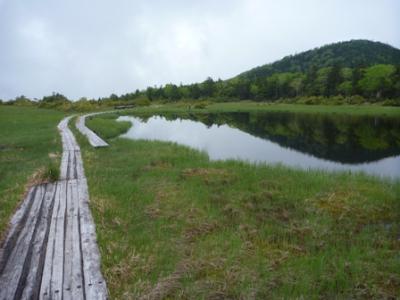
[351, 66, 363, 95]
[325, 64, 343, 96]
[201, 77, 215, 98]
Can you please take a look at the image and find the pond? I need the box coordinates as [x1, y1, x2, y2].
[118, 112, 400, 179]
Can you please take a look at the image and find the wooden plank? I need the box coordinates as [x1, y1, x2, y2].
[67, 151, 74, 180]
[77, 179, 108, 299]
[65, 132, 74, 151]
[73, 151, 78, 179]
[39, 182, 61, 299]
[63, 180, 74, 299]
[49, 180, 67, 299]
[60, 150, 78, 180]
[39, 181, 67, 300]
[63, 180, 85, 300]
[20, 183, 56, 299]
[71, 180, 86, 300]
[67, 131, 79, 151]
[0, 185, 45, 300]
[75, 151, 85, 179]
[60, 151, 69, 180]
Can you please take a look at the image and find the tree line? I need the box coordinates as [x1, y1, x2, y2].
[113, 63, 400, 103]
[1, 64, 399, 110]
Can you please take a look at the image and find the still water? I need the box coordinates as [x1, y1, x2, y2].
[118, 112, 400, 179]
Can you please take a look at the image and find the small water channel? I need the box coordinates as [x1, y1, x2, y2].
[118, 112, 400, 179]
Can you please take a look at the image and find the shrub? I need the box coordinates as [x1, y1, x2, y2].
[296, 96, 324, 105]
[134, 97, 151, 106]
[329, 95, 345, 105]
[346, 95, 365, 105]
[194, 101, 209, 109]
[381, 99, 400, 106]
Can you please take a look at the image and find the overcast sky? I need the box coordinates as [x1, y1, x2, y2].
[0, 0, 399, 100]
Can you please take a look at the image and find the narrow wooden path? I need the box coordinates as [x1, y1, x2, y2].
[76, 114, 109, 148]
[0, 116, 108, 299]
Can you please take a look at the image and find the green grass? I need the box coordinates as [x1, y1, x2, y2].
[0, 106, 64, 240]
[75, 113, 400, 299]
[123, 101, 400, 117]
[85, 114, 131, 140]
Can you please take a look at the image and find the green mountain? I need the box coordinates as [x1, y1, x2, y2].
[33, 39, 399, 107]
[239, 40, 400, 80]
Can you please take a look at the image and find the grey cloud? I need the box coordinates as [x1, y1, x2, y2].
[0, 0, 399, 100]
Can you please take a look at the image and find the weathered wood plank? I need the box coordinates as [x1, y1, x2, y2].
[0, 187, 36, 274]
[60, 151, 69, 180]
[68, 151, 75, 180]
[40, 182, 62, 299]
[39, 181, 66, 300]
[63, 180, 85, 300]
[75, 151, 85, 179]
[0, 185, 45, 300]
[60, 151, 80, 181]
[77, 179, 108, 299]
[49, 180, 67, 299]
[63, 180, 74, 299]
[71, 180, 85, 299]
[20, 183, 56, 299]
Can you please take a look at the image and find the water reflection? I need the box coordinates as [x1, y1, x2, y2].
[118, 112, 400, 178]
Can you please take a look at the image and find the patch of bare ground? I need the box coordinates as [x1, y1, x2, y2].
[144, 181, 181, 220]
[138, 256, 253, 300]
[181, 168, 237, 185]
[308, 188, 395, 224]
[105, 246, 155, 299]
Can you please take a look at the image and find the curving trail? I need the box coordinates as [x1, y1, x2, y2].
[76, 114, 109, 148]
[0, 116, 108, 300]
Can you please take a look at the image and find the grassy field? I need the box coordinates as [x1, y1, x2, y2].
[126, 101, 400, 117]
[75, 111, 400, 299]
[0, 106, 64, 240]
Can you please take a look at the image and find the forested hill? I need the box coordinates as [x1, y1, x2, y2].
[239, 40, 400, 80]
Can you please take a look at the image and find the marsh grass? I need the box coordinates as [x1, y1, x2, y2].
[42, 160, 60, 182]
[86, 114, 131, 140]
[0, 106, 64, 240]
[73, 113, 400, 299]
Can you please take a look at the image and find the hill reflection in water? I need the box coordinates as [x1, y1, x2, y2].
[118, 112, 400, 178]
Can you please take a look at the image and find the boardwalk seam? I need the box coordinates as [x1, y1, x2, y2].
[77, 201, 87, 300]
[36, 183, 57, 299]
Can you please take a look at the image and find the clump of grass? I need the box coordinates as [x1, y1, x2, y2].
[42, 161, 60, 182]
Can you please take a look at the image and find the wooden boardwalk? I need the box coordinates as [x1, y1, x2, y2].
[76, 114, 109, 148]
[0, 116, 108, 300]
